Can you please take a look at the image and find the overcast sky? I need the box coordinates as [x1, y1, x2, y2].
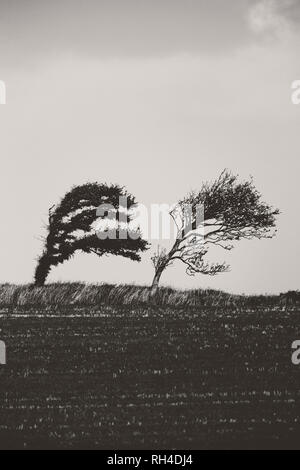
[0, 0, 299, 294]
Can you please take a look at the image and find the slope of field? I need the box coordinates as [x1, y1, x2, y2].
[0, 293, 300, 449]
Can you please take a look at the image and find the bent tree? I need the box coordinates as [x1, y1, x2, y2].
[34, 183, 148, 286]
[150, 170, 279, 294]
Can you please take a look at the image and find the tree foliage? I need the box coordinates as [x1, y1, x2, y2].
[34, 183, 148, 286]
[151, 170, 279, 291]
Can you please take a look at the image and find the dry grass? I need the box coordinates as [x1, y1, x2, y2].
[0, 282, 299, 310]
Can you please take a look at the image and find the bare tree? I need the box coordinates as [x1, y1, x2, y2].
[150, 170, 279, 294]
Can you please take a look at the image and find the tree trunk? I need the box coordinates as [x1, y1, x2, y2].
[150, 266, 165, 296]
[150, 243, 179, 297]
[34, 252, 52, 287]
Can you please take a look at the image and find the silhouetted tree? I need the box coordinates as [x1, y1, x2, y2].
[151, 170, 279, 293]
[34, 183, 148, 286]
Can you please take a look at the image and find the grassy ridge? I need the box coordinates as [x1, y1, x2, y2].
[0, 282, 299, 310]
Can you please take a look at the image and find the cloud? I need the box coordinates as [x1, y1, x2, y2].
[248, 0, 300, 37]
[0, 0, 299, 69]
[248, 1, 287, 35]
[0, 0, 251, 67]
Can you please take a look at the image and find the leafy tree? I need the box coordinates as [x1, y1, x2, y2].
[34, 183, 148, 286]
[151, 170, 279, 293]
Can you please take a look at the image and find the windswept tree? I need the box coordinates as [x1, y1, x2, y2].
[151, 170, 279, 293]
[34, 183, 148, 286]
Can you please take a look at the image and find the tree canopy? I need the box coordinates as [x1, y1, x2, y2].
[34, 183, 148, 286]
[151, 170, 279, 292]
